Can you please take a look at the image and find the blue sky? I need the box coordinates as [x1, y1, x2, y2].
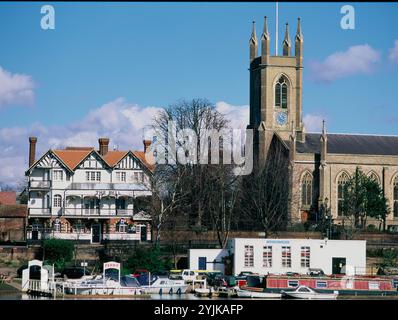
[0, 2, 398, 184]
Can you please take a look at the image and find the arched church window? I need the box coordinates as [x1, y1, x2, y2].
[275, 77, 288, 109]
[301, 172, 312, 208]
[368, 172, 380, 185]
[337, 172, 350, 216]
[394, 176, 398, 218]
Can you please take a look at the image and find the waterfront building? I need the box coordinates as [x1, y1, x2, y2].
[189, 238, 366, 276]
[25, 137, 153, 243]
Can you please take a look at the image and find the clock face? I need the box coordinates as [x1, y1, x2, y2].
[276, 111, 288, 126]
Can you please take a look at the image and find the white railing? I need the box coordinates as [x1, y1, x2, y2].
[29, 208, 51, 216]
[102, 233, 141, 241]
[26, 279, 58, 297]
[63, 208, 134, 216]
[29, 180, 51, 188]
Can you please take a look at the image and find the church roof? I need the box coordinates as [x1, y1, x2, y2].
[296, 133, 398, 156]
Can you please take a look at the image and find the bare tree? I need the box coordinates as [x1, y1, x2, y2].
[240, 136, 290, 237]
[149, 98, 239, 248]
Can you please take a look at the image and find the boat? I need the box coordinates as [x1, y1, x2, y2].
[217, 286, 238, 298]
[263, 273, 398, 296]
[282, 285, 338, 300]
[62, 275, 147, 296]
[194, 286, 219, 297]
[236, 286, 281, 299]
[136, 274, 188, 294]
[61, 261, 147, 297]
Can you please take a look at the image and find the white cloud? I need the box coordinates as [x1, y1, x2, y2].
[0, 99, 252, 186]
[0, 98, 163, 186]
[303, 114, 325, 132]
[215, 101, 249, 129]
[389, 40, 398, 63]
[0, 66, 35, 107]
[309, 44, 381, 82]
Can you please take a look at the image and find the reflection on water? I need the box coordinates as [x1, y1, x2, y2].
[1, 292, 397, 300]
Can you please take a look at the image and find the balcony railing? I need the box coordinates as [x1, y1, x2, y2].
[29, 180, 51, 189]
[29, 208, 51, 216]
[63, 208, 134, 217]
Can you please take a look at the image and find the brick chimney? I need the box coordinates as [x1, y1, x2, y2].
[98, 138, 109, 156]
[29, 137, 37, 167]
[143, 140, 151, 153]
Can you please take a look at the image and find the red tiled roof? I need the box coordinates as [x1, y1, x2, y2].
[0, 192, 16, 205]
[53, 148, 94, 170]
[0, 204, 27, 217]
[102, 151, 129, 167]
[133, 151, 155, 172]
[49, 148, 154, 172]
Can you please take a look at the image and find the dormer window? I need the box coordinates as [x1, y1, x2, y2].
[275, 76, 288, 109]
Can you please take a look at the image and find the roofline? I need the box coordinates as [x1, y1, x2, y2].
[70, 148, 111, 170]
[306, 131, 398, 138]
[25, 149, 74, 176]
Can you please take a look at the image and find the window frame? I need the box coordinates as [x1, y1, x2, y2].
[300, 246, 310, 268]
[244, 245, 254, 267]
[263, 246, 273, 268]
[53, 195, 62, 208]
[275, 76, 288, 109]
[281, 246, 292, 268]
[53, 170, 63, 181]
[337, 172, 350, 216]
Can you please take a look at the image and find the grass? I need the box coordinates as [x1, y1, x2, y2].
[0, 282, 18, 292]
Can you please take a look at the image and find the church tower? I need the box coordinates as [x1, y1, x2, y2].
[249, 17, 304, 168]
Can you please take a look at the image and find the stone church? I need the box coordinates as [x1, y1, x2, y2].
[248, 17, 398, 229]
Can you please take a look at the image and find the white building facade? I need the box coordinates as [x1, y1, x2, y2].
[26, 137, 153, 244]
[189, 238, 366, 276]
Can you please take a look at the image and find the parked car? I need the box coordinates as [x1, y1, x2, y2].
[181, 269, 199, 282]
[169, 270, 183, 280]
[61, 267, 91, 279]
[307, 268, 325, 277]
[132, 268, 149, 277]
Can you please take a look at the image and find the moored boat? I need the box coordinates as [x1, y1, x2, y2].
[62, 261, 147, 297]
[137, 275, 188, 294]
[282, 285, 338, 300]
[236, 286, 282, 299]
[244, 273, 398, 296]
[194, 287, 219, 297]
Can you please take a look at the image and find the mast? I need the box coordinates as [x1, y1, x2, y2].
[275, 2, 279, 55]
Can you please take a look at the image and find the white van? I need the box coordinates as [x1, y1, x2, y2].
[181, 269, 198, 282]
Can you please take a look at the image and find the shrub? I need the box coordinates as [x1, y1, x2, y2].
[367, 224, 377, 232]
[43, 239, 74, 270]
[124, 245, 172, 274]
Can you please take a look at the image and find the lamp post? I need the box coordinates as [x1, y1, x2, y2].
[323, 197, 332, 239]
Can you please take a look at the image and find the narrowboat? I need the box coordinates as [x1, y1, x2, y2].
[243, 274, 398, 296]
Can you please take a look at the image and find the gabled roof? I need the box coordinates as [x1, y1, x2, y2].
[53, 148, 95, 170]
[25, 149, 74, 175]
[133, 151, 155, 173]
[103, 151, 129, 167]
[28, 146, 154, 174]
[295, 133, 398, 156]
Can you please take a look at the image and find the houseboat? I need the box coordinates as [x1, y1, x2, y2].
[243, 274, 398, 296]
[135, 273, 188, 294]
[62, 261, 147, 297]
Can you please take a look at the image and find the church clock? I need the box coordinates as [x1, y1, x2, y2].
[276, 111, 288, 126]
